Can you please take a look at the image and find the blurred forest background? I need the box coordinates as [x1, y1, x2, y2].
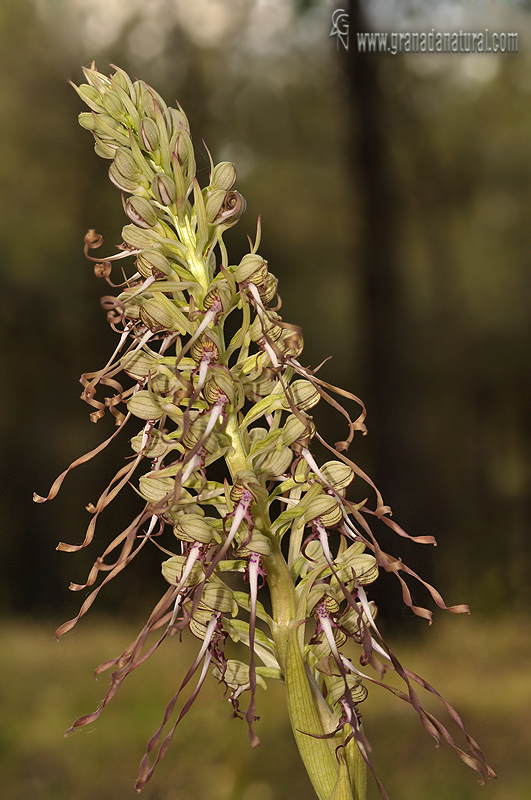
[0, 0, 530, 799]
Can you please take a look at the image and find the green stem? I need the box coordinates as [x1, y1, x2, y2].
[193, 231, 366, 800]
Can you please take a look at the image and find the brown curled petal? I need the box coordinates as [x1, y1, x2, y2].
[100, 294, 126, 325]
[33, 412, 131, 503]
[94, 260, 112, 278]
[84, 229, 103, 251]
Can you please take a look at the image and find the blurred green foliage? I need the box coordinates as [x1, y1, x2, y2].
[0, 615, 528, 799]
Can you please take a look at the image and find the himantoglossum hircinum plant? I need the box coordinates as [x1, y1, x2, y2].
[34, 64, 495, 800]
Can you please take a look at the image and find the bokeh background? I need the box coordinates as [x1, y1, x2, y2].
[1, 0, 530, 798]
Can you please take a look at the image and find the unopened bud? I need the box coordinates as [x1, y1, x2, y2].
[78, 112, 96, 131]
[125, 196, 159, 229]
[152, 173, 177, 206]
[75, 83, 104, 111]
[114, 147, 142, 181]
[139, 116, 160, 152]
[94, 136, 117, 159]
[210, 161, 237, 191]
[205, 189, 226, 223]
[109, 162, 142, 193]
[102, 89, 125, 121]
[121, 223, 160, 250]
[166, 106, 190, 136]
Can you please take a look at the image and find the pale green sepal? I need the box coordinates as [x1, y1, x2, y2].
[255, 666, 282, 682]
[240, 394, 285, 430]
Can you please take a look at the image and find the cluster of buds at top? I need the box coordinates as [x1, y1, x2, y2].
[35, 65, 494, 800]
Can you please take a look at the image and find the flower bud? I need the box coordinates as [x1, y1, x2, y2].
[130, 428, 168, 458]
[215, 191, 246, 228]
[92, 113, 129, 145]
[162, 554, 203, 588]
[151, 173, 177, 206]
[109, 162, 142, 192]
[166, 106, 190, 136]
[172, 132, 190, 166]
[110, 67, 131, 93]
[174, 514, 220, 544]
[136, 248, 173, 279]
[328, 675, 368, 706]
[139, 116, 160, 152]
[94, 137, 117, 159]
[254, 445, 293, 478]
[114, 147, 142, 181]
[234, 254, 268, 285]
[127, 390, 164, 421]
[281, 414, 316, 447]
[82, 65, 111, 92]
[281, 380, 320, 412]
[205, 189, 226, 223]
[138, 474, 175, 503]
[121, 223, 160, 250]
[75, 83, 104, 112]
[125, 196, 159, 229]
[210, 161, 237, 191]
[319, 461, 354, 492]
[102, 89, 126, 121]
[141, 87, 158, 119]
[78, 112, 97, 131]
[303, 493, 343, 528]
[181, 417, 220, 455]
[249, 311, 283, 343]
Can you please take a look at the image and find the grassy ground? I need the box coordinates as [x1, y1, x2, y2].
[0, 613, 528, 800]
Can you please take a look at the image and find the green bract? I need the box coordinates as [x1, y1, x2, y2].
[34, 64, 495, 800]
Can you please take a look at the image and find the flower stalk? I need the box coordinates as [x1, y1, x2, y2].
[34, 64, 495, 799]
